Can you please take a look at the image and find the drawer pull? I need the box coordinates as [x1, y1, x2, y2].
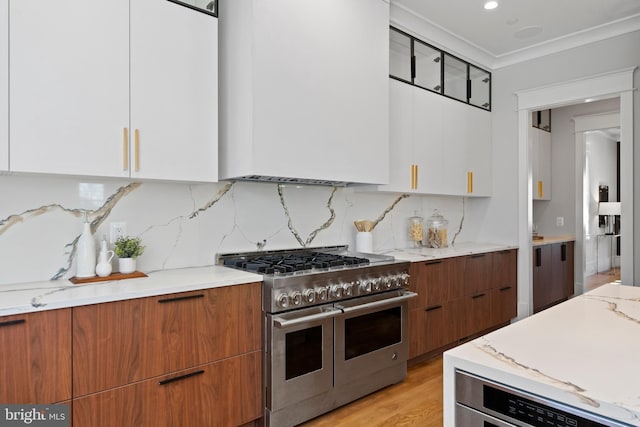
[158, 294, 205, 304]
[424, 260, 442, 266]
[472, 293, 486, 299]
[499, 286, 512, 292]
[470, 254, 485, 258]
[0, 319, 26, 328]
[425, 305, 443, 312]
[158, 370, 205, 386]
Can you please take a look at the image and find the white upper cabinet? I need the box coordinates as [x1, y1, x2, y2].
[130, 0, 217, 182]
[381, 80, 491, 196]
[0, 1, 7, 172]
[531, 126, 551, 200]
[9, 0, 217, 182]
[218, 0, 390, 185]
[9, 0, 129, 178]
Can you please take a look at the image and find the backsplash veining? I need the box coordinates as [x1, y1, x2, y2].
[0, 175, 470, 285]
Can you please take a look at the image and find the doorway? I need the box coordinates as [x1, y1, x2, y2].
[515, 68, 635, 317]
[581, 123, 621, 292]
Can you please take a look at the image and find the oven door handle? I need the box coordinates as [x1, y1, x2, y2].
[336, 291, 417, 314]
[273, 308, 341, 328]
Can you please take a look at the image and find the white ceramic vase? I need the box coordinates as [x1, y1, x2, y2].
[118, 258, 136, 274]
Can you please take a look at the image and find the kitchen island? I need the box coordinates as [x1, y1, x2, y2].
[443, 282, 640, 426]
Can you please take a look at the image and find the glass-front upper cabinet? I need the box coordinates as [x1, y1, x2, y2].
[389, 26, 492, 110]
[469, 65, 490, 110]
[443, 53, 467, 102]
[389, 27, 412, 82]
[532, 109, 551, 131]
[414, 40, 441, 93]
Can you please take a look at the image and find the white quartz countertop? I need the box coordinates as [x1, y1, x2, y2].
[443, 283, 640, 426]
[382, 241, 517, 262]
[0, 266, 263, 317]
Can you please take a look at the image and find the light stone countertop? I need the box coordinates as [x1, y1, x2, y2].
[532, 234, 576, 246]
[381, 241, 518, 262]
[443, 282, 640, 426]
[0, 266, 263, 317]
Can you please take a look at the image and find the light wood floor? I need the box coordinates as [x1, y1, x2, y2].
[300, 356, 443, 427]
[585, 269, 621, 292]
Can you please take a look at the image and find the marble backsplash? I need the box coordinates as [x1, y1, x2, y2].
[0, 175, 474, 285]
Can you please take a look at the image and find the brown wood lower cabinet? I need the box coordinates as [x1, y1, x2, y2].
[533, 242, 574, 313]
[0, 309, 71, 404]
[73, 351, 262, 427]
[409, 249, 518, 361]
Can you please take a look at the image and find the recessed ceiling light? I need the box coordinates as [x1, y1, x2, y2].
[484, 1, 499, 10]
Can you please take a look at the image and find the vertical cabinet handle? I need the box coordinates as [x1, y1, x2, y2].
[538, 180, 543, 198]
[410, 164, 418, 190]
[123, 128, 129, 171]
[535, 247, 542, 267]
[561, 243, 567, 261]
[411, 55, 416, 81]
[467, 171, 473, 194]
[134, 129, 140, 172]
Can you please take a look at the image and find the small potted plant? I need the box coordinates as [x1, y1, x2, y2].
[114, 236, 145, 274]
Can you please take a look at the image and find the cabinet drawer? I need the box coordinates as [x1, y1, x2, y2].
[408, 259, 450, 309]
[0, 309, 71, 403]
[463, 291, 492, 338]
[73, 351, 262, 427]
[491, 285, 517, 325]
[73, 282, 261, 396]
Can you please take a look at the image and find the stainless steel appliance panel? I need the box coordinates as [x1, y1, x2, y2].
[334, 291, 415, 387]
[455, 370, 633, 427]
[267, 305, 337, 411]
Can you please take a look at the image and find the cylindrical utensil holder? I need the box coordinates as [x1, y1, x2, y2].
[355, 232, 373, 253]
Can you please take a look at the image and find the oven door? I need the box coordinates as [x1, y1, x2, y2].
[267, 304, 340, 412]
[333, 290, 416, 387]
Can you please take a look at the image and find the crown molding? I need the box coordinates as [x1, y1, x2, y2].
[391, 3, 640, 71]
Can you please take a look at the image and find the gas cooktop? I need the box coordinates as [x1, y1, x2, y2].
[217, 245, 395, 276]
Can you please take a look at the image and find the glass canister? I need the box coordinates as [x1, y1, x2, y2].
[426, 210, 448, 248]
[408, 213, 424, 248]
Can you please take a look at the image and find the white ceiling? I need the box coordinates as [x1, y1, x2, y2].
[391, 0, 640, 58]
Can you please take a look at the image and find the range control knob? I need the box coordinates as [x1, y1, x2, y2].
[360, 280, 372, 293]
[330, 285, 344, 299]
[399, 273, 410, 286]
[277, 293, 289, 308]
[304, 289, 316, 304]
[385, 275, 395, 288]
[371, 278, 382, 291]
[316, 287, 328, 301]
[343, 282, 355, 297]
[289, 292, 302, 307]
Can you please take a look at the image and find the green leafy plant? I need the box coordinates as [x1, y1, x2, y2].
[114, 236, 145, 259]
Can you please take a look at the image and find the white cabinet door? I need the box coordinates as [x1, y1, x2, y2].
[0, 0, 7, 171]
[413, 86, 445, 193]
[532, 127, 551, 200]
[130, 0, 217, 182]
[466, 106, 492, 196]
[440, 98, 468, 195]
[9, 0, 129, 177]
[383, 79, 414, 193]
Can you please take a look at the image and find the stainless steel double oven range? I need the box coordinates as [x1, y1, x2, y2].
[218, 245, 415, 427]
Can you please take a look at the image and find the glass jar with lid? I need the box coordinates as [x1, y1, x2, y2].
[426, 210, 448, 248]
[408, 213, 424, 248]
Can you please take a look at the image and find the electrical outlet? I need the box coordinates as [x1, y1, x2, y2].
[556, 217, 564, 227]
[110, 222, 127, 243]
